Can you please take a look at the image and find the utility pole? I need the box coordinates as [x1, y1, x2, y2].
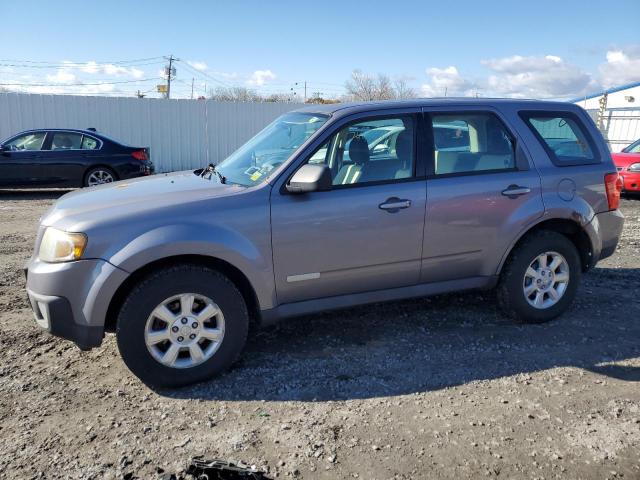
[295, 81, 307, 102]
[164, 55, 177, 99]
[191, 77, 194, 100]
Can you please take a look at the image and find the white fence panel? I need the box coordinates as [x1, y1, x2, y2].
[0, 93, 298, 172]
[586, 108, 640, 152]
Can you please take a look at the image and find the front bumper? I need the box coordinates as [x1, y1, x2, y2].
[25, 257, 129, 350]
[26, 290, 102, 350]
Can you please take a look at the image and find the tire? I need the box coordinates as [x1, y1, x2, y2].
[116, 265, 249, 388]
[83, 166, 117, 187]
[497, 230, 581, 324]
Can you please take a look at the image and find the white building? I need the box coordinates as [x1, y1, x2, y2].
[571, 82, 640, 152]
[572, 81, 640, 110]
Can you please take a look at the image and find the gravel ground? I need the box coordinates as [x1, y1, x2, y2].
[0, 190, 639, 480]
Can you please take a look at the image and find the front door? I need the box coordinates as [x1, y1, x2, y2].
[270, 113, 427, 304]
[421, 108, 544, 282]
[0, 131, 47, 186]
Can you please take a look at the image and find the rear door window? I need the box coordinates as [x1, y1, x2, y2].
[51, 132, 82, 150]
[521, 112, 598, 166]
[431, 113, 515, 175]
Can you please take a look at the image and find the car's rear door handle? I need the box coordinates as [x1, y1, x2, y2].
[379, 197, 411, 212]
[501, 185, 531, 198]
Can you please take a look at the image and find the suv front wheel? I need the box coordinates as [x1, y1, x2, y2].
[497, 231, 582, 323]
[116, 265, 249, 387]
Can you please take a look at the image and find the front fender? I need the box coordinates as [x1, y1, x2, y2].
[106, 223, 276, 310]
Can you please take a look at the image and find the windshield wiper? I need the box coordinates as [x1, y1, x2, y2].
[199, 163, 226, 184]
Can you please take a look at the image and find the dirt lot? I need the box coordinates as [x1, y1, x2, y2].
[0, 191, 639, 480]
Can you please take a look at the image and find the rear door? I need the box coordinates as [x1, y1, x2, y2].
[0, 131, 47, 186]
[270, 110, 428, 304]
[421, 107, 544, 283]
[36, 131, 89, 186]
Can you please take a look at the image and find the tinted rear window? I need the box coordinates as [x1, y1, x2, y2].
[521, 112, 599, 166]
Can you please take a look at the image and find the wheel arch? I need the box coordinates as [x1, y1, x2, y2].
[104, 254, 261, 333]
[497, 217, 594, 274]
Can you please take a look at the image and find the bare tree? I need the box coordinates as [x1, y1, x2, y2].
[208, 86, 262, 102]
[345, 70, 417, 101]
[345, 70, 378, 101]
[208, 86, 297, 103]
[263, 93, 293, 103]
[377, 74, 396, 99]
[393, 78, 417, 99]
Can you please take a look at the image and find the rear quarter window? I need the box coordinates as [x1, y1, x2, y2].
[520, 111, 600, 166]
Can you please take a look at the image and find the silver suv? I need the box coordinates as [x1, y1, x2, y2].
[25, 99, 624, 387]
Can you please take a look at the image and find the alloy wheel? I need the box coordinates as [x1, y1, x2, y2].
[144, 293, 225, 369]
[522, 251, 570, 309]
[87, 169, 114, 186]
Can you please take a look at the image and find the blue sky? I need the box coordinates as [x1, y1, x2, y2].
[1, 0, 639, 99]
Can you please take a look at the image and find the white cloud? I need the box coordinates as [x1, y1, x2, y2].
[16, 82, 116, 96]
[598, 46, 640, 88]
[246, 69, 276, 87]
[103, 64, 131, 76]
[129, 67, 144, 79]
[80, 61, 100, 74]
[421, 66, 474, 97]
[481, 55, 593, 99]
[188, 61, 208, 71]
[421, 54, 597, 99]
[46, 69, 76, 84]
[71, 61, 146, 78]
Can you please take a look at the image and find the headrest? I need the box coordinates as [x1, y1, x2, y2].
[348, 136, 369, 165]
[395, 130, 412, 165]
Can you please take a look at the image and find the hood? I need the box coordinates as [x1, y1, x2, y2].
[41, 170, 246, 229]
[612, 152, 640, 168]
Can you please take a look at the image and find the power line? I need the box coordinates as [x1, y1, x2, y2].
[0, 77, 161, 87]
[0, 60, 165, 69]
[0, 56, 165, 66]
[176, 59, 235, 88]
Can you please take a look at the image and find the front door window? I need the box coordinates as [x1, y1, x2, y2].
[304, 116, 415, 185]
[5, 132, 46, 151]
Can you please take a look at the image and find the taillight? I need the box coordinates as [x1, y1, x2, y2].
[131, 150, 148, 161]
[604, 173, 622, 210]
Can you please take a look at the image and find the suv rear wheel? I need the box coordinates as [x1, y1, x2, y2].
[497, 230, 581, 323]
[116, 265, 249, 387]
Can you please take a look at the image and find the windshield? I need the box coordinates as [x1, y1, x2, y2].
[623, 138, 640, 154]
[215, 112, 328, 186]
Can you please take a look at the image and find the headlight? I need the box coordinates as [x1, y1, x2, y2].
[39, 227, 87, 263]
[628, 162, 640, 172]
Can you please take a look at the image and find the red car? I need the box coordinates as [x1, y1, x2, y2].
[613, 138, 640, 194]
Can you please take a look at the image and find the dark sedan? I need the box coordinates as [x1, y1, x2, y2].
[0, 128, 154, 188]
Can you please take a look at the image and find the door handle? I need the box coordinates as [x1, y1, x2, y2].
[501, 185, 530, 198]
[379, 197, 411, 212]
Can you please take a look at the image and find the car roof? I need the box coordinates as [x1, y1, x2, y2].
[294, 97, 574, 117]
[15, 128, 103, 137]
[3, 128, 118, 145]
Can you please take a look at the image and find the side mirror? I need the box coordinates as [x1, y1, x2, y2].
[0, 144, 8, 152]
[286, 164, 332, 194]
